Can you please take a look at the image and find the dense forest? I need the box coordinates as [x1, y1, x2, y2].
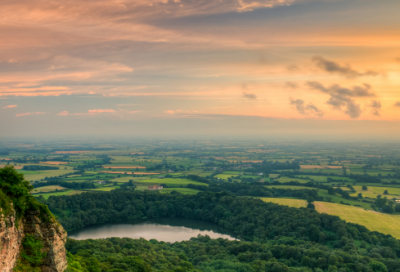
[186, 182, 320, 199]
[66, 235, 400, 272]
[41, 190, 400, 272]
[22, 165, 59, 171]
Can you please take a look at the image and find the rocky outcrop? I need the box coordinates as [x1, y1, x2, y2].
[0, 208, 23, 272]
[0, 207, 68, 272]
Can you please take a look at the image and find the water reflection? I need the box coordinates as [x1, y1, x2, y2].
[68, 218, 238, 242]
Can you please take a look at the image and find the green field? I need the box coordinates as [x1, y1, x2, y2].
[18, 168, 77, 181]
[160, 188, 201, 195]
[317, 189, 370, 209]
[87, 186, 120, 191]
[134, 178, 208, 187]
[260, 198, 307, 208]
[277, 177, 310, 183]
[261, 198, 400, 239]
[265, 185, 314, 190]
[32, 185, 67, 193]
[350, 186, 400, 199]
[33, 190, 75, 199]
[215, 174, 238, 180]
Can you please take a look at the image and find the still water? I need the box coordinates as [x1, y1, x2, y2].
[68, 218, 238, 242]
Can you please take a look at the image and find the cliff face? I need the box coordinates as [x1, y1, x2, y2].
[0, 207, 68, 272]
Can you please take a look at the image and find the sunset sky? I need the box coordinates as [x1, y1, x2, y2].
[1, 0, 400, 139]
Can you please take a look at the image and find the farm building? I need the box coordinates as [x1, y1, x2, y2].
[148, 185, 163, 190]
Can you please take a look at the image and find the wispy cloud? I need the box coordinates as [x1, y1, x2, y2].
[312, 56, 380, 78]
[88, 109, 116, 113]
[307, 82, 375, 118]
[165, 110, 199, 115]
[3, 105, 17, 108]
[369, 100, 382, 116]
[395, 101, 400, 108]
[16, 112, 45, 117]
[212, 106, 235, 109]
[243, 92, 257, 100]
[285, 82, 298, 89]
[57, 111, 69, 116]
[290, 98, 323, 117]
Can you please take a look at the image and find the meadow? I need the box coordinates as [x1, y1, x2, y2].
[261, 198, 400, 239]
[32, 185, 67, 193]
[33, 190, 84, 199]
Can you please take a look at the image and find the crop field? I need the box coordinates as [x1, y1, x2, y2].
[261, 198, 400, 239]
[260, 198, 307, 208]
[32, 185, 67, 193]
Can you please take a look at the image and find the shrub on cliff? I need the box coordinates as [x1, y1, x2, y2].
[0, 166, 54, 222]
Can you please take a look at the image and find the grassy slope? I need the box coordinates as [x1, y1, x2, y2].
[261, 198, 400, 239]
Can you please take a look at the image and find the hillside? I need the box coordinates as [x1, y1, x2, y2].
[0, 166, 67, 272]
[43, 189, 400, 272]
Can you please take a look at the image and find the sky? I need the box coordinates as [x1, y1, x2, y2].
[1, 0, 400, 139]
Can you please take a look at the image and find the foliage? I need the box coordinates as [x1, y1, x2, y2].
[43, 190, 400, 256]
[0, 166, 55, 221]
[65, 234, 400, 272]
[33, 180, 96, 190]
[14, 234, 47, 272]
[187, 182, 320, 199]
[0, 166, 33, 218]
[20, 234, 47, 266]
[23, 165, 59, 171]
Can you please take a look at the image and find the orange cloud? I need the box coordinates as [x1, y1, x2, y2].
[88, 109, 116, 113]
[57, 111, 69, 116]
[3, 105, 17, 108]
[16, 112, 44, 117]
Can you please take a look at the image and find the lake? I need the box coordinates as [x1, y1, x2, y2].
[68, 218, 238, 242]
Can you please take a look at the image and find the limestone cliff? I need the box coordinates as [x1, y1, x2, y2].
[0, 206, 68, 272]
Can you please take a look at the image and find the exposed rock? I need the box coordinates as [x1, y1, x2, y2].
[0, 208, 67, 272]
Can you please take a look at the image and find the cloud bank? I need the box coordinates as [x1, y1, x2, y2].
[290, 98, 323, 117]
[312, 56, 379, 78]
[307, 82, 375, 118]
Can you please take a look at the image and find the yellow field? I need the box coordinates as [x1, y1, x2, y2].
[0, 165, 23, 169]
[351, 186, 400, 199]
[261, 198, 400, 238]
[260, 198, 307, 208]
[32, 185, 67, 193]
[22, 168, 77, 181]
[40, 161, 68, 165]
